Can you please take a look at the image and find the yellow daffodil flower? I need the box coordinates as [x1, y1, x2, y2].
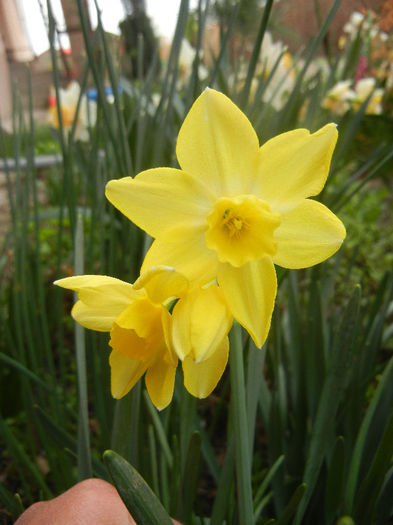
[106, 89, 345, 348]
[55, 266, 232, 408]
[48, 81, 97, 142]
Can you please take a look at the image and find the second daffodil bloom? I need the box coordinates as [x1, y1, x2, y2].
[55, 266, 232, 409]
[106, 89, 346, 348]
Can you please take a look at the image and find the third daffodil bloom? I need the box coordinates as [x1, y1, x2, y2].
[106, 89, 346, 348]
[55, 266, 232, 408]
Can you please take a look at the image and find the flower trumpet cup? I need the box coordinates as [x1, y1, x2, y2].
[106, 89, 346, 348]
[55, 266, 232, 408]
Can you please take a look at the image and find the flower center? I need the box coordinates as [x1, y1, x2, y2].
[222, 209, 249, 237]
[205, 195, 281, 267]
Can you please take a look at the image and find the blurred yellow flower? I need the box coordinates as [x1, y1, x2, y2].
[106, 89, 346, 348]
[55, 266, 232, 408]
[48, 81, 97, 142]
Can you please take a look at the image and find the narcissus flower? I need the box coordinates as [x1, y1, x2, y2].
[322, 80, 353, 115]
[106, 89, 345, 348]
[55, 266, 232, 409]
[48, 81, 97, 141]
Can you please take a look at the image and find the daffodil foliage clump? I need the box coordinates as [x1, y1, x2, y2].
[57, 89, 345, 410]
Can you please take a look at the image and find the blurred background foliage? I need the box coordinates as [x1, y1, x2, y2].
[0, 0, 393, 523]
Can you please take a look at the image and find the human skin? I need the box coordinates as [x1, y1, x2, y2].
[14, 478, 181, 525]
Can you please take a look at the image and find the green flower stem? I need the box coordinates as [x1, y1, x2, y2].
[229, 323, 254, 524]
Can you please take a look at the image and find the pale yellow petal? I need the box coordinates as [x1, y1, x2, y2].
[255, 124, 338, 212]
[145, 355, 177, 410]
[70, 301, 115, 331]
[55, 275, 138, 331]
[134, 266, 189, 304]
[176, 88, 259, 196]
[217, 258, 277, 348]
[161, 308, 178, 367]
[142, 227, 218, 285]
[109, 349, 147, 399]
[272, 199, 346, 269]
[105, 168, 213, 237]
[171, 285, 232, 362]
[182, 337, 229, 398]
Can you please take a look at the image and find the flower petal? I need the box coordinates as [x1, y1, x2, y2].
[255, 124, 338, 212]
[105, 168, 213, 238]
[55, 275, 138, 331]
[145, 354, 177, 410]
[176, 88, 259, 196]
[142, 227, 218, 285]
[217, 258, 277, 348]
[171, 285, 232, 362]
[182, 336, 229, 398]
[109, 349, 147, 399]
[272, 199, 346, 269]
[134, 266, 189, 304]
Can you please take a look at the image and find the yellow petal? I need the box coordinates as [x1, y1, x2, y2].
[55, 275, 138, 331]
[70, 301, 116, 332]
[255, 124, 338, 212]
[171, 285, 232, 362]
[176, 88, 259, 196]
[109, 349, 147, 399]
[109, 322, 156, 362]
[182, 336, 229, 398]
[272, 199, 346, 269]
[105, 168, 213, 238]
[134, 265, 189, 304]
[145, 354, 177, 410]
[110, 298, 164, 360]
[115, 298, 163, 339]
[142, 227, 218, 286]
[217, 258, 277, 348]
[161, 307, 178, 367]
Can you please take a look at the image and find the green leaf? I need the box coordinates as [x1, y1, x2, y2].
[179, 431, 202, 523]
[325, 436, 345, 523]
[345, 356, 393, 512]
[103, 450, 173, 525]
[34, 405, 107, 479]
[353, 409, 393, 523]
[294, 285, 361, 524]
[276, 483, 306, 525]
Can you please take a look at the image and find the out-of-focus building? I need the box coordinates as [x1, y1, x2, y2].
[0, 0, 34, 126]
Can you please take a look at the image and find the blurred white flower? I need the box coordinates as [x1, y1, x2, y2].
[177, 39, 208, 86]
[257, 31, 295, 110]
[322, 78, 384, 116]
[352, 77, 383, 114]
[321, 80, 354, 115]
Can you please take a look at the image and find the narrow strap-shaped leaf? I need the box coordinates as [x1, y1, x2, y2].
[144, 391, 173, 469]
[74, 213, 92, 480]
[276, 483, 306, 525]
[229, 323, 254, 524]
[34, 405, 107, 479]
[325, 436, 345, 523]
[179, 431, 202, 523]
[103, 450, 173, 525]
[353, 409, 393, 523]
[345, 355, 393, 512]
[294, 285, 361, 524]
